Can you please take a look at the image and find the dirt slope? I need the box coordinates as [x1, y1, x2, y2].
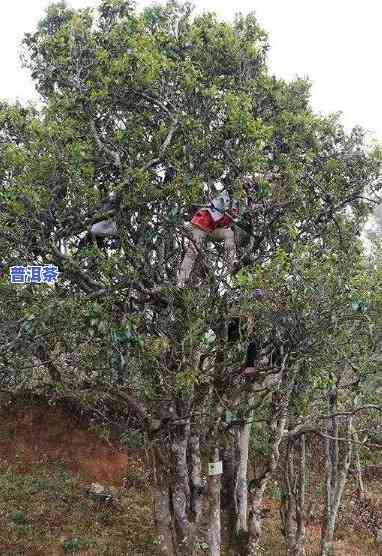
[0, 401, 380, 555]
[0, 402, 154, 556]
[0, 404, 130, 485]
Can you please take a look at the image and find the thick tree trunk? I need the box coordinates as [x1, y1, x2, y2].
[320, 402, 354, 556]
[293, 434, 306, 556]
[280, 434, 307, 556]
[285, 435, 306, 556]
[153, 486, 177, 556]
[246, 415, 287, 555]
[321, 385, 337, 556]
[221, 398, 253, 550]
[208, 447, 222, 556]
[246, 492, 264, 556]
[320, 462, 351, 556]
[221, 435, 237, 536]
[235, 408, 253, 535]
[280, 441, 297, 554]
[152, 423, 199, 556]
[152, 448, 177, 556]
[171, 425, 196, 555]
[188, 432, 203, 523]
[246, 364, 295, 555]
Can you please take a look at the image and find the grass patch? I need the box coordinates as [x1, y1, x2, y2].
[0, 461, 156, 555]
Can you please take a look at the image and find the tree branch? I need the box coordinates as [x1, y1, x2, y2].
[89, 119, 121, 169]
[35, 344, 62, 382]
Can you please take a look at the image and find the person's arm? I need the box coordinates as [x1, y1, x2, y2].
[249, 202, 263, 211]
[208, 190, 232, 221]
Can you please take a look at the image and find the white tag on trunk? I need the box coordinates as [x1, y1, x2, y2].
[208, 461, 223, 476]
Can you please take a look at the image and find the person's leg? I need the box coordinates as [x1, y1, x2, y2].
[242, 341, 258, 375]
[224, 228, 237, 270]
[212, 227, 237, 271]
[90, 219, 118, 238]
[177, 225, 206, 286]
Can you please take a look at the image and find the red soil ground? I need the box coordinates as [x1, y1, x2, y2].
[0, 404, 131, 485]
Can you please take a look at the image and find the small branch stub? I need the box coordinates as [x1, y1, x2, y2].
[208, 461, 223, 476]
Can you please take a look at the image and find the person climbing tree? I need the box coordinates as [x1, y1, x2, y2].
[76, 191, 119, 251]
[79, 166, 177, 250]
[227, 288, 268, 378]
[177, 175, 262, 287]
[90, 191, 119, 242]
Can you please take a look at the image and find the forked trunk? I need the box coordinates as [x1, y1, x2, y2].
[320, 392, 354, 556]
[280, 435, 306, 556]
[152, 448, 177, 556]
[151, 424, 199, 556]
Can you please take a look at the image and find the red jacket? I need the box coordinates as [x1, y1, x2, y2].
[191, 209, 234, 232]
[191, 189, 240, 232]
